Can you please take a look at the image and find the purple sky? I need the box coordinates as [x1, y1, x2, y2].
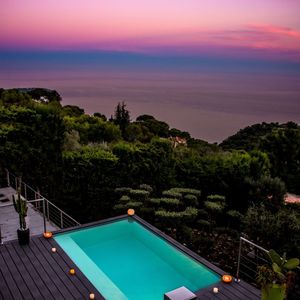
[1, 1, 300, 141]
[1, 0, 300, 61]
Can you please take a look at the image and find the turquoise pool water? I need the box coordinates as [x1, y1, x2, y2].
[54, 219, 219, 300]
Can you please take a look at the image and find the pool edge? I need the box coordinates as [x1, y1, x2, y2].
[51, 214, 231, 297]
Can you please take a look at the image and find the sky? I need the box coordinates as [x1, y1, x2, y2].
[1, 1, 300, 142]
[1, 0, 300, 62]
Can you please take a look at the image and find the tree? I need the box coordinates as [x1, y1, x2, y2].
[124, 122, 153, 142]
[93, 112, 107, 121]
[62, 105, 85, 117]
[113, 102, 130, 136]
[169, 128, 191, 140]
[136, 114, 155, 122]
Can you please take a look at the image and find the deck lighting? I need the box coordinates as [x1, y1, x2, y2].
[222, 274, 233, 283]
[89, 293, 95, 299]
[51, 247, 57, 253]
[127, 208, 135, 216]
[43, 231, 53, 239]
[213, 287, 219, 293]
[69, 268, 76, 275]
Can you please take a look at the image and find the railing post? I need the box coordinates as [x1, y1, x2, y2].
[60, 211, 63, 229]
[236, 237, 242, 280]
[0, 224, 3, 245]
[24, 183, 27, 200]
[42, 198, 47, 233]
[5, 169, 10, 187]
[47, 201, 50, 221]
[36, 189, 40, 210]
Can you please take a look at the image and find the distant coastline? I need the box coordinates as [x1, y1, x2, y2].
[1, 67, 300, 142]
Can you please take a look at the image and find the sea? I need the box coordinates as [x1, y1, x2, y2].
[1, 51, 300, 143]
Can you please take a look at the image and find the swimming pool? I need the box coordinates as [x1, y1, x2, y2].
[54, 217, 220, 300]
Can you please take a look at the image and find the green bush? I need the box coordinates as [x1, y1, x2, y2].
[139, 184, 153, 193]
[198, 209, 209, 219]
[183, 194, 198, 206]
[115, 187, 132, 195]
[207, 194, 225, 203]
[149, 197, 181, 206]
[162, 190, 182, 199]
[129, 189, 150, 200]
[204, 201, 225, 212]
[197, 219, 211, 230]
[169, 188, 201, 197]
[120, 195, 130, 202]
[155, 206, 198, 221]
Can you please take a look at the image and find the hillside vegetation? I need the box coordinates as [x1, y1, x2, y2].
[0, 88, 299, 291]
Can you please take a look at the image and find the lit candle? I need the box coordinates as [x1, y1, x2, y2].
[89, 293, 95, 299]
[69, 268, 76, 275]
[51, 247, 57, 253]
[213, 287, 219, 294]
[43, 231, 53, 239]
[127, 208, 135, 216]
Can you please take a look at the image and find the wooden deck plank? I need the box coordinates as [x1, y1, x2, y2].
[219, 283, 254, 300]
[45, 237, 105, 299]
[0, 245, 34, 299]
[238, 280, 261, 296]
[26, 240, 66, 299]
[231, 281, 260, 299]
[0, 249, 24, 300]
[33, 237, 83, 299]
[20, 242, 57, 300]
[30, 237, 76, 299]
[5, 243, 43, 299]
[0, 260, 14, 300]
[10, 241, 55, 300]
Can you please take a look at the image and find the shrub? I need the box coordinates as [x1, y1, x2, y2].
[129, 189, 150, 200]
[149, 197, 181, 206]
[139, 184, 153, 193]
[197, 219, 211, 230]
[184, 194, 198, 206]
[207, 194, 226, 203]
[198, 209, 209, 219]
[226, 209, 243, 229]
[169, 188, 201, 197]
[204, 201, 224, 213]
[120, 195, 130, 202]
[115, 187, 132, 195]
[162, 190, 182, 199]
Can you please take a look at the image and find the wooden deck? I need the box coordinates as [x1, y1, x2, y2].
[0, 217, 261, 300]
[0, 236, 104, 300]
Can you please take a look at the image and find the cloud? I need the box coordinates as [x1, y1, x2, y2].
[247, 24, 300, 39]
[210, 24, 300, 49]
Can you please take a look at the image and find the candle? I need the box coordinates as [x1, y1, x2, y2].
[51, 247, 57, 253]
[69, 268, 76, 275]
[89, 293, 95, 299]
[213, 287, 219, 294]
[127, 208, 135, 216]
[43, 231, 53, 239]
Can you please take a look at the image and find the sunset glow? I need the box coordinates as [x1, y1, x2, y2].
[1, 0, 300, 61]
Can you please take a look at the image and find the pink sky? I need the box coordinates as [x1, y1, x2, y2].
[1, 0, 300, 61]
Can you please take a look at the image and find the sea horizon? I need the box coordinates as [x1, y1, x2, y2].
[1, 51, 300, 143]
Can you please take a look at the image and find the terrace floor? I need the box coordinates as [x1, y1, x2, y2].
[0, 222, 261, 300]
[0, 187, 58, 242]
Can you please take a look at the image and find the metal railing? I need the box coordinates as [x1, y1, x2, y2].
[5, 170, 80, 232]
[236, 236, 300, 299]
[236, 236, 268, 284]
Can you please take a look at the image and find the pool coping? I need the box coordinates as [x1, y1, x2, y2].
[50, 214, 250, 298]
